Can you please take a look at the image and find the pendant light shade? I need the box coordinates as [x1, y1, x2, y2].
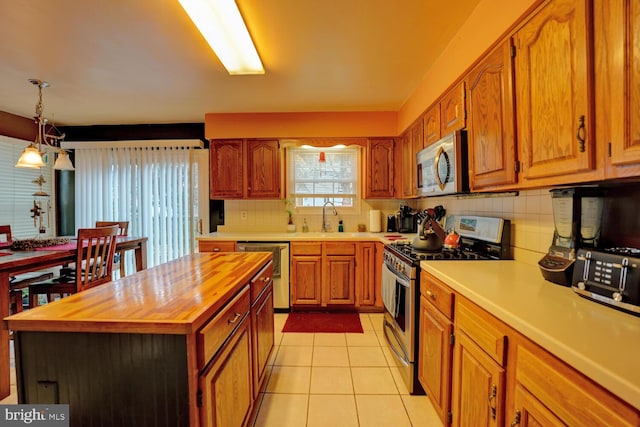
[53, 150, 75, 171]
[15, 144, 45, 168]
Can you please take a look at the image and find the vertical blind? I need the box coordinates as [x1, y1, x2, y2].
[0, 135, 56, 239]
[74, 145, 199, 269]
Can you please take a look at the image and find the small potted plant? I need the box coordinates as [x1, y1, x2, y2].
[284, 198, 296, 232]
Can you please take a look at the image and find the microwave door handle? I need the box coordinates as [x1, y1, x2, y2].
[416, 163, 423, 189]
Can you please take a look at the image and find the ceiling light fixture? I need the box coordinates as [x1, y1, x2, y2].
[15, 79, 74, 171]
[178, 0, 264, 75]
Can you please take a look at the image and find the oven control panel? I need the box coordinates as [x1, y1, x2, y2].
[383, 248, 416, 280]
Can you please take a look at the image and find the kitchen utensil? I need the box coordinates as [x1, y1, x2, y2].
[412, 207, 446, 251]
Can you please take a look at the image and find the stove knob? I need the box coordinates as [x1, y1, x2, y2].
[613, 292, 623, 302]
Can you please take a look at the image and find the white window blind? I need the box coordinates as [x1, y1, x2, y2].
[287, 146, 360, 209]
[74, 145, 201, 270]
[0, 136, 56, 239]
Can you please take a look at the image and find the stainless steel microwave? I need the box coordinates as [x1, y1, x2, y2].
[416, 130, 468, 197]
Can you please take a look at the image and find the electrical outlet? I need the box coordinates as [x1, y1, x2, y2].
[240, 211, 248, 220]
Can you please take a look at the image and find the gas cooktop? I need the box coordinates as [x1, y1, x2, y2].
[387, 241, 488, 261]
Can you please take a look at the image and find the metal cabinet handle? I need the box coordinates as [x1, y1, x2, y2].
[488, 384, 497, 420]
[426, 290, 437, 300]
[228, 312, 241, 325]
[510, 410, 521, 426]
[263, 276, 271, 282]
[213, 248, 221, 252]
[576, 115, 586, 152]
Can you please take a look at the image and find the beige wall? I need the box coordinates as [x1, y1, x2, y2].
[218, 188, 554, 267]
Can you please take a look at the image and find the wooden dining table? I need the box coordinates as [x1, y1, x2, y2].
[0, 235, 148, 400]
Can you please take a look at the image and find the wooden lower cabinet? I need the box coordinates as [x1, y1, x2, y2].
[418, 295, 453, 425]
[199, 315, 253, 427]
[420, 271, 640, 427]
[451, 330, 506, 427]
[251, 281, 274, 398]
[291, 241, 380, 310]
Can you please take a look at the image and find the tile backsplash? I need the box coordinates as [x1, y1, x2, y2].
[217, 189, 555, 266]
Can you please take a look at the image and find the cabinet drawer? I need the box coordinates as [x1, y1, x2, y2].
[198, 285, 250, 368]
[420, 272, 454, 320]
[515, 344, 639, 427]
[324, 242, 355, 255]
[291, 242, 322, 255]
[456, 297, 506, 366]
[198, 240, 237, 253]
[251, 261, 273, 303]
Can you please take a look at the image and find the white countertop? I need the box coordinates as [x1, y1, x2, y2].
[197, 231, 414, 243]
[421, 260, 640, 411]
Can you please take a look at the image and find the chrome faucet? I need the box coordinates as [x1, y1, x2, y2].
[322, 201, 338, 232]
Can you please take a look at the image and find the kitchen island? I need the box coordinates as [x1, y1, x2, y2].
[5, 252, 274, 427]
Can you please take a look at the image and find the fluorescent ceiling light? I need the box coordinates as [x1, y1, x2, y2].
[178, 0, 264, 75]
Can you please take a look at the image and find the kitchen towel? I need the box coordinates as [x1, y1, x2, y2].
[369, 210, 381, 232]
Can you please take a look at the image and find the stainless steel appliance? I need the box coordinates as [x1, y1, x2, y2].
[538, 188, 604, 286]
[416, 130, 468, 197]
[237, 242, 290, 310]
[382, 215, 511, 394]
[572, 247, 640, 316]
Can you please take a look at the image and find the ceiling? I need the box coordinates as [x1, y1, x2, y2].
[0, 0, 482, 126]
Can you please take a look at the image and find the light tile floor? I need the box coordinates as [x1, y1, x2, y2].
[1, 313, 445, 426]
[252, 312, 444, 427]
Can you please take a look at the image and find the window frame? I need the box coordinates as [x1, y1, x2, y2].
[286, 145, 362, 214]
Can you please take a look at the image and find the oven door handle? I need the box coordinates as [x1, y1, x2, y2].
[383, 318, 410, 366]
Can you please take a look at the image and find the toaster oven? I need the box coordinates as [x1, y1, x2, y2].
[572, 248, 640, 316]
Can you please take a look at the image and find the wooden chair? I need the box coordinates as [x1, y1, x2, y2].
[0, 225, 54, 308]
[96, 221, 129, 277]
[29, 226, 119, 308]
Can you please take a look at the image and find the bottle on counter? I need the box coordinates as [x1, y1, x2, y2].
[338, 220, 344, 232]
[302, 218, 309, 233]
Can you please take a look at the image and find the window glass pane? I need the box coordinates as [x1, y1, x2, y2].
[288, 146, 359, 208]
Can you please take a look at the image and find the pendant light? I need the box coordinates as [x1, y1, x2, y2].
[15, 79, 74, 171]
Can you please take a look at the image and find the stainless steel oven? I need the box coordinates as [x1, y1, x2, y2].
[381, 246, 422, 394]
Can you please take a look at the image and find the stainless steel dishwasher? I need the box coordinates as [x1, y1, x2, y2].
[237, 242, 290, 311]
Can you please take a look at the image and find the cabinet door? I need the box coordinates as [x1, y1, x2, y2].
[423, 105, 441, 147]
[323, 255, 355, 305]
[365, 139, 394, 198]
[440, 82, 466, 136]
[210, 139, 244, 199]
[514, 0, 596, 183]
[290, 255, 322, 306]
[511, 383, 565, 427]
[199, 317, 253, 427]
[401, 132, 416, 198]
[466, 40, 518, 190]
[596, 0, 640, 177]
[418, 296, 453, 425]
[252, 284, 274, 398]
[246, 139, 281, 198]
[356, 242, 376, 306]
[451, 330, 505, 427]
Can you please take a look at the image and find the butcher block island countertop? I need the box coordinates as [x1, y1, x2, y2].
[6, 252, 271, 334]
[5, 252, 274, 427]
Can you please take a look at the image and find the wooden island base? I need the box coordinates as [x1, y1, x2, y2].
[7, 252, 274, 427]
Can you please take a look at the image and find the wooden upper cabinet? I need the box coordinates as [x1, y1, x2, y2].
[365, 138, 394, 199]
[210, 139, 244, 198]
[596, 0, 640, 178]
[400, 120, 422, 198]
[210, 139, 281, 199]
[246, 139, 281, 198]
[514, 0, 598, 185]
[440, 81, 466, 136]
[466, 39, 518, 191]
[423, 105, 441, 147]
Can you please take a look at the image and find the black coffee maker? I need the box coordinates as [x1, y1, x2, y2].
[396, 204, 417, 233]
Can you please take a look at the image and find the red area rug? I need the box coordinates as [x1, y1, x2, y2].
[282, 312, 363, 333]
